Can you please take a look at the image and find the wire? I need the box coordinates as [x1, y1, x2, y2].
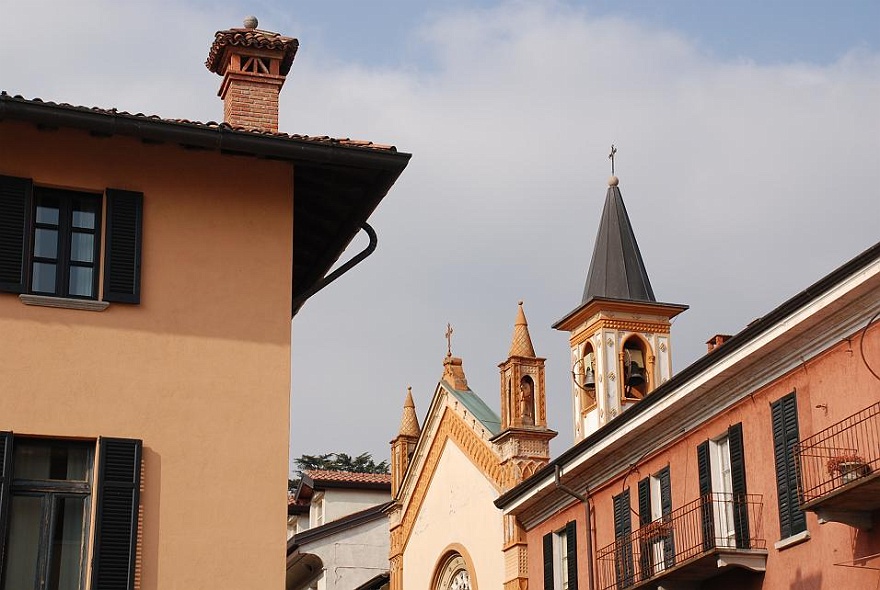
[860, 311, 880, 382]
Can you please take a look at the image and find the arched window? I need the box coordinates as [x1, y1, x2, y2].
[576, 343, 597, 413]
[435, 553, 472, 590]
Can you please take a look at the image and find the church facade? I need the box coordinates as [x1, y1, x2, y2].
[388, 306, 556, 590]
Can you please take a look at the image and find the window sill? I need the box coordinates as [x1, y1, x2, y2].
[20, 294, 110, 312]
[773, 530, 810, 551]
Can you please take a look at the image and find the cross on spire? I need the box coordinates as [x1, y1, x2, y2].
[608, 144, 617, 175]
[445, 323, 454, 357]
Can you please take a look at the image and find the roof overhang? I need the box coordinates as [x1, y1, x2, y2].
[0, 93, 411, 317]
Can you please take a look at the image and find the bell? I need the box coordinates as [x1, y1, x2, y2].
[584, 366, 596, 389]
[627, 361, 646, 388]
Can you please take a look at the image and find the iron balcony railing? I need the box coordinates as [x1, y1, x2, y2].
[596, 493, 765, 590]
[795, 401, 880, 506]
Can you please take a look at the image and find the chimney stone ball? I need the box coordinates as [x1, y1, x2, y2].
[243, 16, 258, 29]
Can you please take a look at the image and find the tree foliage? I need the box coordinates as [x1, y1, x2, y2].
[289, 452, 390, 491]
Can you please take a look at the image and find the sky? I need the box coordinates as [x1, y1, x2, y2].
[4, 1, 879, 476]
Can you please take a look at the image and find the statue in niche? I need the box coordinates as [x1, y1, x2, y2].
[519, 376, 535, 426]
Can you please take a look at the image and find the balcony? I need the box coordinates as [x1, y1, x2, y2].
[795, 401, 880, 529]
[596, 493, 767, 590]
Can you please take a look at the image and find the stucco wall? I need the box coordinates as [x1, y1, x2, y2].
[322, 488, 391, 524]
[301, 517, 389, 590]
[528, 322, 880, 589]
[403, 439, 504, 589]
[0, 122, 293, 589]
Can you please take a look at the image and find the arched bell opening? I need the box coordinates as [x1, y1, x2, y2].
[573, 342, 597, 414]
[621, 336, 651, 400]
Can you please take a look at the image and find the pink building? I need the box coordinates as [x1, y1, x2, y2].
[496, 176, 880, 590]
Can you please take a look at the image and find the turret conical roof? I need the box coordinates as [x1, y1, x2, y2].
[397, 387, 421, 439]
[582, 178, 655, 303]
[508, 301, 536, 358]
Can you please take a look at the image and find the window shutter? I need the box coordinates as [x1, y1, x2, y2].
[728, 423, 750, 548]
[613, 490, 634, 587]
[543, 532, 554, 590]
[565, 520, 578, 590]
[697, 441, 714, 550]
[637, 478, 652, 580]
[658, 466, 676, 568]
[0, 175, 32, 293]
[92, 437, 142, 590]
[103, 190, 143, 303]
[0, 432, 12, 578]
[771, 393, 806, 538]
[637, 477, 651, 526]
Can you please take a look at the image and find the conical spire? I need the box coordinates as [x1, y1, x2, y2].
[508, 301, 536, 358]
[398, 387, 421, 438]
[582, 177, 655, 303]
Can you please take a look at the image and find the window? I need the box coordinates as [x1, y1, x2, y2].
[638, 467, 674, 578]
[0, 175, 143, 304]
[543, 521, 578, 590]
[771, 392, 807, 539]
[697, 423, 749, 550]
[0, 434, 142, 590]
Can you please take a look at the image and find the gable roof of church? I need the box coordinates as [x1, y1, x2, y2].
[439, 381, 502, 436]
[582, 180, 655, 303]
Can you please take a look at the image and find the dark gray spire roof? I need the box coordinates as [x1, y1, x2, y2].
[582, 184, 655, 303]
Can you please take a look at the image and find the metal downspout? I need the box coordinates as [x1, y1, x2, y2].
[555, 464, 595, 590]
[290, 222, 378, 313]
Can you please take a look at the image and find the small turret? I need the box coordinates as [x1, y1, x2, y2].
[390, 387, 420, 497]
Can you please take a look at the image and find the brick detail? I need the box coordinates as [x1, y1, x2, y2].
[218, 68, 286, 133]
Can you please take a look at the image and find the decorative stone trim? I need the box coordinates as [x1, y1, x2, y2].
[20, 294, 110, 312]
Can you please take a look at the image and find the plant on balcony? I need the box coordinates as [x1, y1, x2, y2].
[641, 520, 673, 543]
[826, 453, 870, 483]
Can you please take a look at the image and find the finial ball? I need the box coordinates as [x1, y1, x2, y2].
[243, 16, 258, 29]
[518, 300, 524, 306]
[608, 175, 619, 187]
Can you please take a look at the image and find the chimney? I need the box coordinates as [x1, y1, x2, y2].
[706, 334, 732, 354]
[206, 16, 299, 133]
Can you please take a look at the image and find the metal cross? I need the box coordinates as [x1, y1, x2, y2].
[445, 323, 454, 356]
[608, 144, 617, 175]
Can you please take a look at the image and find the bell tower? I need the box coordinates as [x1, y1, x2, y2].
[554, 173, 687, 442]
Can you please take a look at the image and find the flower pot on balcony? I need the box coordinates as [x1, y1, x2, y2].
[839, 461, 869, 484]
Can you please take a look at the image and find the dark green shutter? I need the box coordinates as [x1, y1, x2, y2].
[0, 432, 12, 577]
[657, 466, 675, 568]
[103, 190, 143, 303]
[613, 490, 634, 588]
[728, 423, 750, 548]
[91, 437, 142, 590]
[637, 478, 652, 580]
[0, 175, 32, 293]
[565, 520, 578, 590]
[771, 392, 806, 538]
[543, 531, 554, 590]
[697, 441, 714, 550]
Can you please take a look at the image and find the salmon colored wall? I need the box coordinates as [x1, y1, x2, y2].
[527, 322, 880, 589]
[0, 121, 293, 589]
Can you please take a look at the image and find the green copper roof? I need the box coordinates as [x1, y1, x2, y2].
[440, 381, 501, 435]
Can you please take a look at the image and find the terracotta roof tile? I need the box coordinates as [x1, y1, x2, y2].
[206, 28, 299, 76]
[304, 470, 392, 485]
[0, 93, 398, 153]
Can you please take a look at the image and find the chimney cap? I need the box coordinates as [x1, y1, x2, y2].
[243, 15, 258, 29]
[206, 23, 299, 76]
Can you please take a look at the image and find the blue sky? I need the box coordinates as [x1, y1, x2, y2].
[4, 1, 879, 471]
